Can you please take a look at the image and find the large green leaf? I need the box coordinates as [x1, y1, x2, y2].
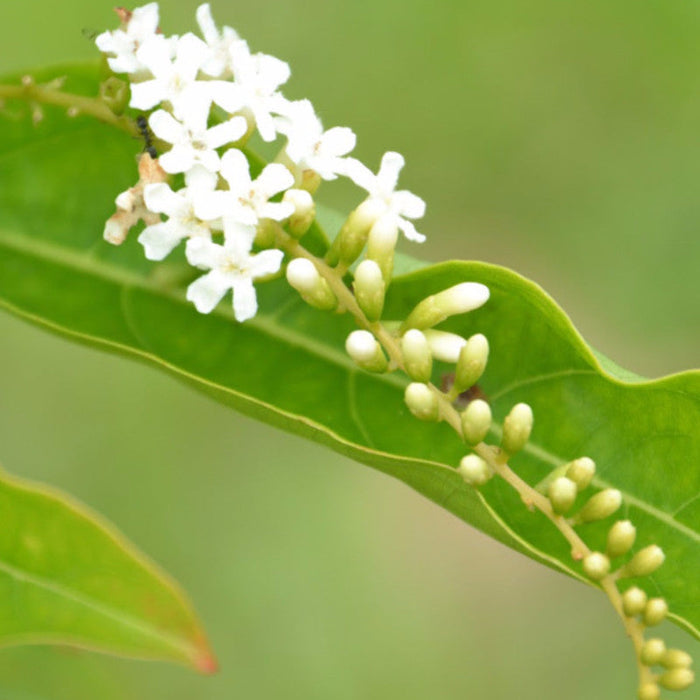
[0, 64, 697, 643]
[0, 466, 215, 670]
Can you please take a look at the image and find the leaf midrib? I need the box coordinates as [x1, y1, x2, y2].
[0, 556, 196, 660]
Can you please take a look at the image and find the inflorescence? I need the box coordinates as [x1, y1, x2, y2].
[35, 4, 693, 697]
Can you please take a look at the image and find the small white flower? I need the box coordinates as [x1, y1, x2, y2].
[95, 3, 162, 75]
[149, 109, 247, 174]
[185, 229, 284, 321]
[194, 148, 295, 227]
[345, 151, 426, 243]
[130, 32, 212, 126]
[138, 166, 219, 260]
[195, 3, 246, 77]
[211, 43, 291, 142]
[276, 99, 356, 181]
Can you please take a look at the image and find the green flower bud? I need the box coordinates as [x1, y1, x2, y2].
[659, 668, 695, 692]
[501, 403, 534, 455]
[454, 333, 489, 394]
[582, 552, 610, 580]
[571, 489, 622, 525]
[622, 587, 648, 617]
[404, 382, 439, 422]
[641, 638, 666, 666]
[565, 457, 596, 491]
[662, 649, 693, 669]
[283, 188, 316, 237]
[286, 258, 338, 311]
[366, 217, 399, 283]
[402, 282, 490, 332]
[643, 598, 669, 627]
[353, 260, 386, 321]
[617, 545, 665, 580]
[637, 682, 660, 700]
[457, 454, 493, 487]
[607, 520, 637, 558]
[461, 399, 492, 445]
[326, 199, 384, 266]
[99, 76, 129, 115]
[401, 330, 433, 383]
[345, 330, 388, 373]
[548, 476, 578, 515]
[423, 329, 467, 363]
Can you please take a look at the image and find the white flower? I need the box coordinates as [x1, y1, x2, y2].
[148, 109, 247, 174]
[185, 229, 284, 321]
[130, 32, 212, 126]
[345, 152, 426, 243]
[138, 166, 218, 260]
[194, 149, 295, 227]
[276, 99, 356, 181]
[211, 43, 291, 142]
[195, 3, 246, 77]
[95, 3, 162, 75]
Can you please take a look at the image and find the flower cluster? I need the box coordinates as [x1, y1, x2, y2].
[97, 2, 426, 321]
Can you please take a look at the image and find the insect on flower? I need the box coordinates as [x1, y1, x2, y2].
[136, 114, 158, 159]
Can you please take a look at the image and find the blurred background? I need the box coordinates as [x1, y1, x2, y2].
[0, 1, 698, 698]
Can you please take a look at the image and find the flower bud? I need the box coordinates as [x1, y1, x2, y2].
[622, 587, 648, 617]
[404, 382, 439, 422]
[641, 638, 667, 666]
[286, 258, 338, 311]
[283, 188, 315, 237]
[461, 399, 492, 445]
[582, 552, 610, 580]
[571, 489, 621, 525]
[637, 682, 660, 700]
[401, 330, 433, 383]
[353, 260, 386, 321]
[643, 598, 669, 627]
[606, 520, 637, 558]
[99, 76, 129, 115]
[402, 282, 490, 332]
[453, 333, 489, 393]
[548, 477, 578, 515]
[659, 668, 695, 692]
[457, 454, 493, 487]
[345, 330, 388, 373]
[501, 403, 533, 455]
[366, 216, 399, 282]
[617, 545, 665, 580]
[565, 457, 596, 491]
[423, 330, 467, 363]
[326, 199, 385, 266]
[662, 649, 693, 669]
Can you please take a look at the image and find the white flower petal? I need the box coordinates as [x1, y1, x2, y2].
[257, 54, 291, 94]
[259, 201, 294, 222]
[174, 33, 209, 82]
[392, 190, 426, 220]
[185, 165, 219, 192]
[219, 148, 252, 189]
[135, 34, 174, 77]
[250, 248, 284, 278]
[196, 3, 219, 46]
[158, 146, 196, 175]
[129, 80, 162, 110]
[187, 269, 231, 314]
[138, 222, 185, 260]
[397, 218, 426, 243]
[321, 127, 356, 157]
[143, 183, 182, 216]
[377, 151, 404, 194]
[205, 116, 247, 149]
[186, 236, 221, 269]
[342, 158, 376, 191]
[230, 276, 257, 322]
[256, 163, 295, 198]
[148, 109, 187, 144]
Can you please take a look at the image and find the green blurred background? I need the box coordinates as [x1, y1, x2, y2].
[0, 1, 698, 698]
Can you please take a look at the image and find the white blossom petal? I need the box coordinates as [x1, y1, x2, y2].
[138, 222, 185, 260]
[187, 269, 231, 313]
[230, 276, 257, 321]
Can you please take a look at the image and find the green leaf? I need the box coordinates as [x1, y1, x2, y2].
[0, 466, 215, 671]
[0, 63, 697, 644]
